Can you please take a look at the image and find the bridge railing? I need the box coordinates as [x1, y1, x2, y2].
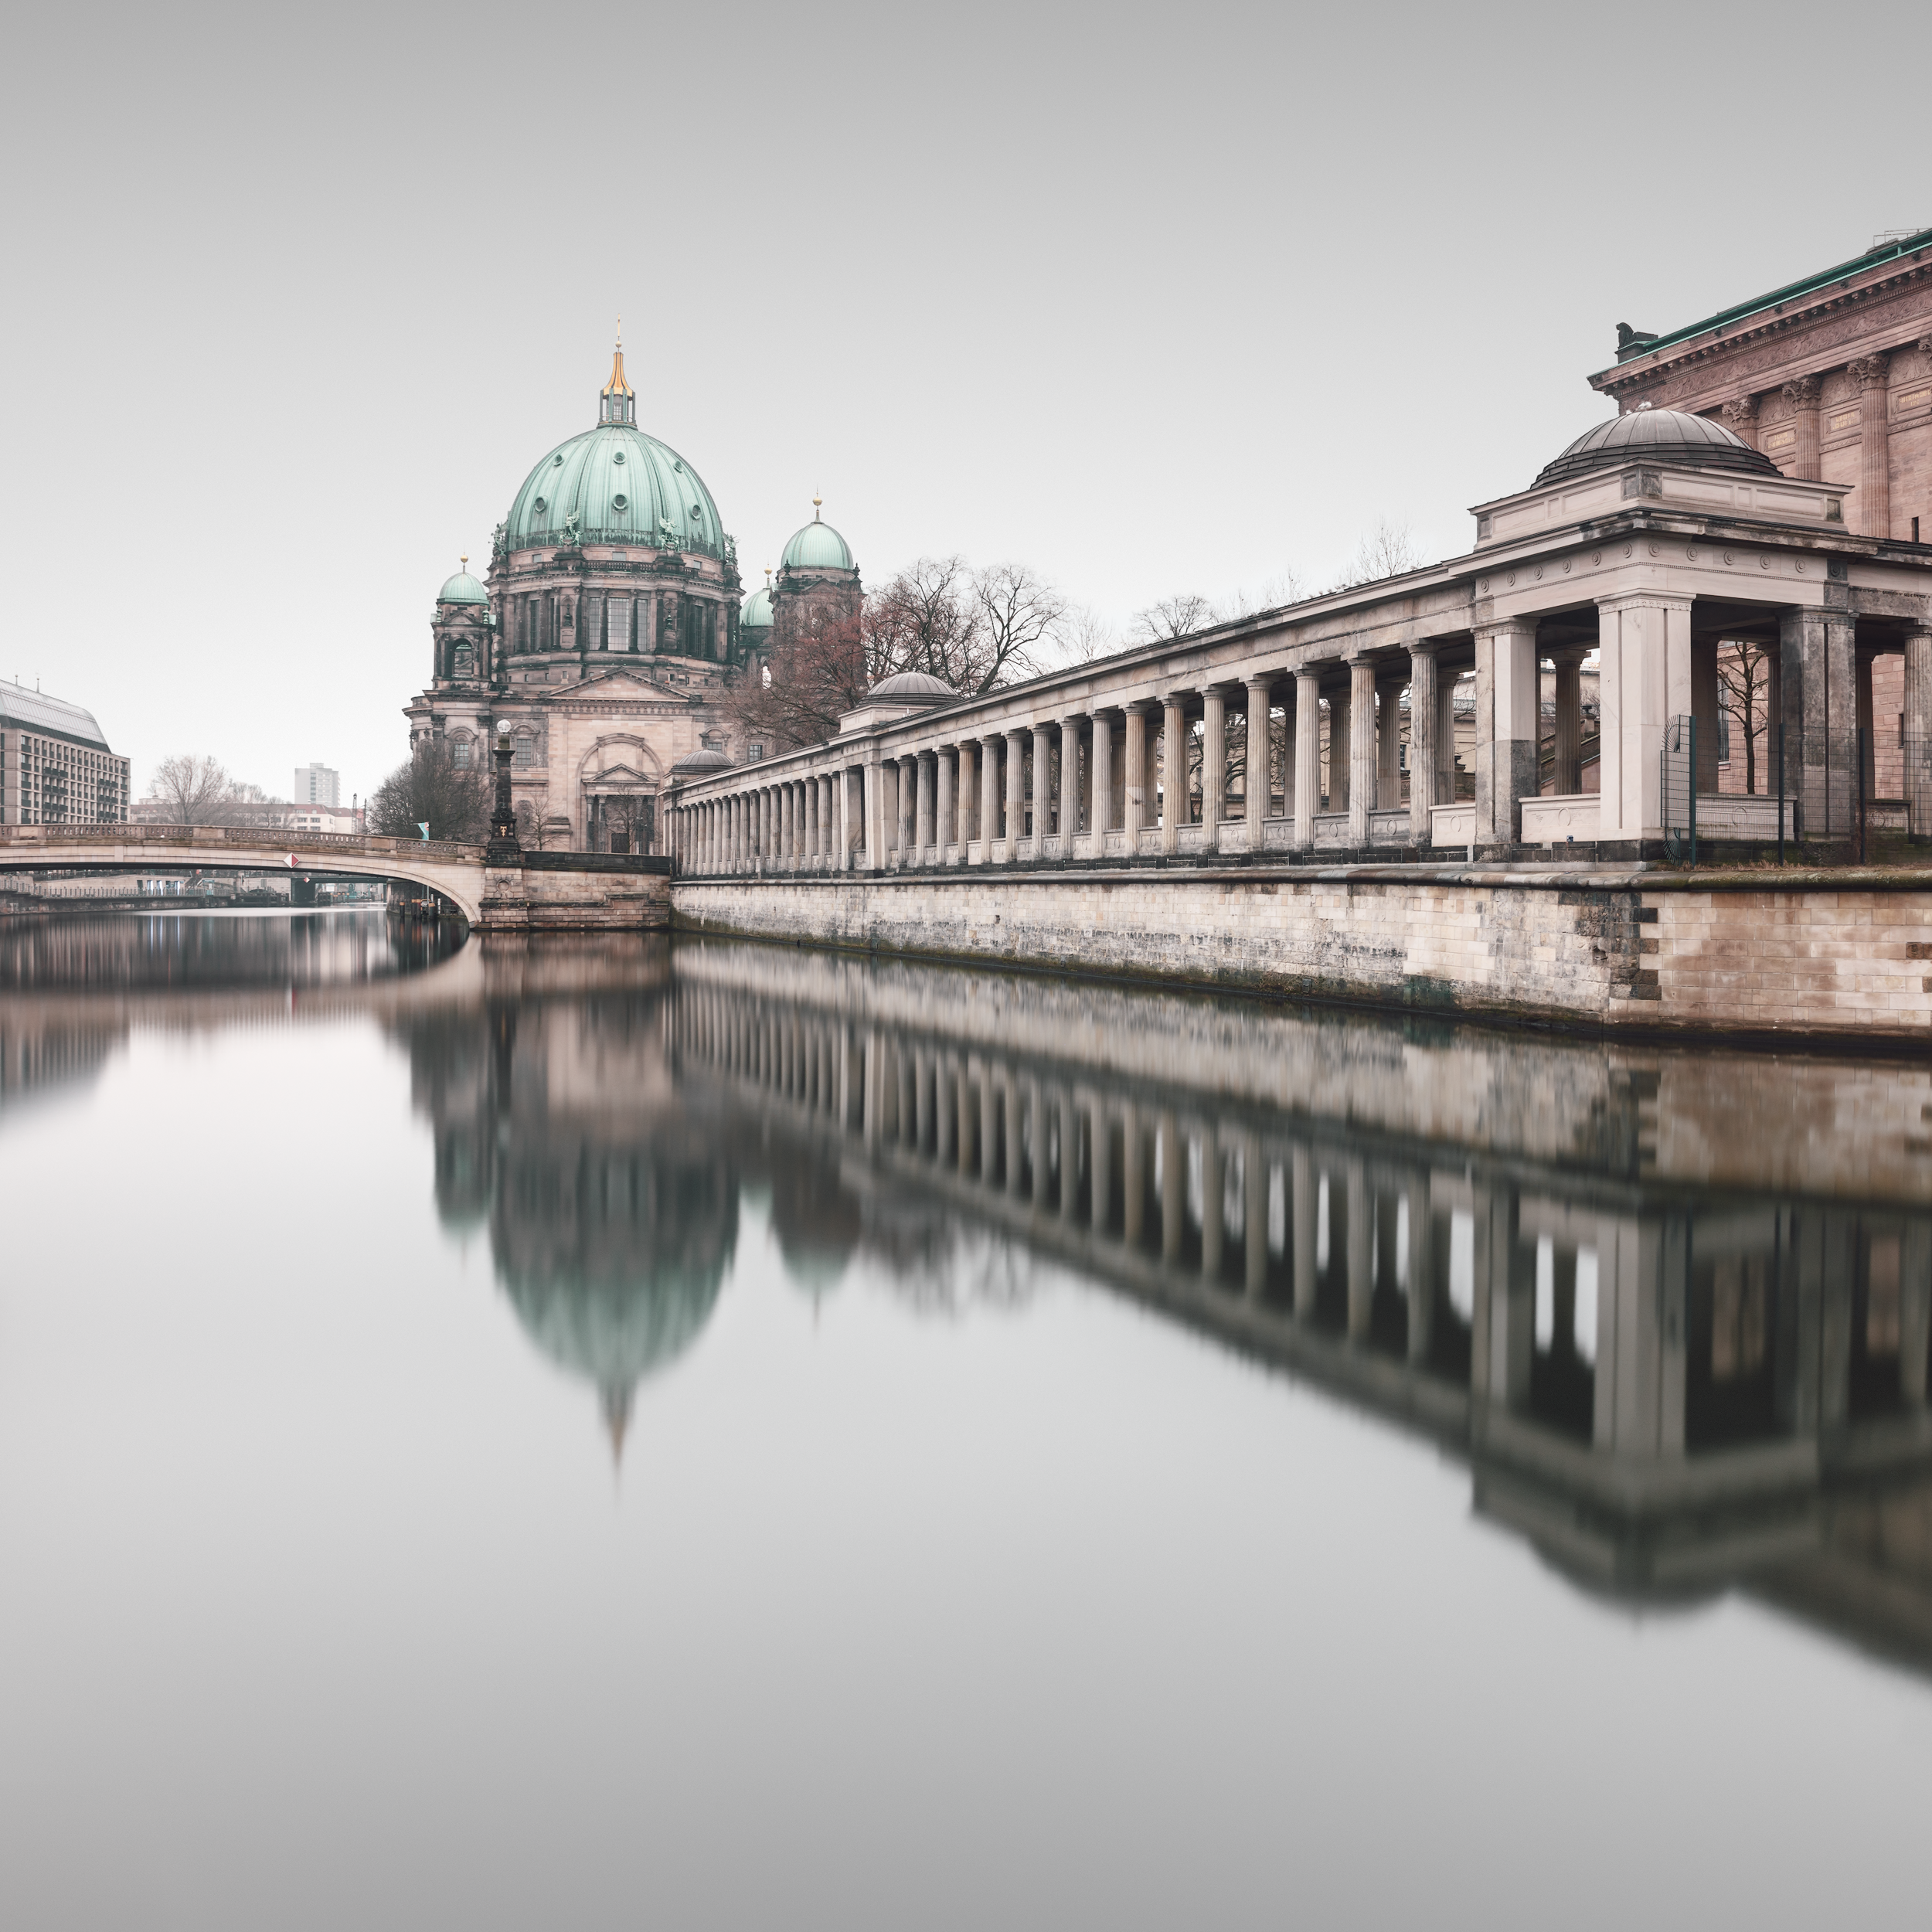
[0, 824, 485, 862]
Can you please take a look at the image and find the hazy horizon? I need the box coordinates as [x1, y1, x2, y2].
[3, 0, 1922, 804]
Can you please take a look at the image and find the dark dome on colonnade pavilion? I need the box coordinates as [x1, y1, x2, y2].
[1534, 406, 1782, 488]
[868, 670, 954, 702]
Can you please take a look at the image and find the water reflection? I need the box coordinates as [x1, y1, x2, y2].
[11, 913, 1932, 1677]
[0, 906, 460, 993]
[641, 940, 1932, 1674]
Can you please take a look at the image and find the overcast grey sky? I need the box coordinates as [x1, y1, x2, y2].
[2, 1, 1924, 803]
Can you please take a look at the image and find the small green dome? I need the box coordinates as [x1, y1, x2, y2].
[781, 504, 855, 572]
[438, 566, 488, 605]
[741, 586, 774, 630]
[505, 423, 726, 556]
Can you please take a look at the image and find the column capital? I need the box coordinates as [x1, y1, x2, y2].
[1849, 352, 1892, 389]
[1782, 373, 1824, 406]
[1546, 642, 1592, 667]
[1720, 393, 1760, 426]
[1293, 663, 1323, 687]
[1594, 590, 1693, 617]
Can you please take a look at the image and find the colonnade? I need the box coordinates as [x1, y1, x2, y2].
[667, 645, 1511, 872]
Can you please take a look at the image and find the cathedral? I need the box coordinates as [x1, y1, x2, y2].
[405, 340, 861, 852]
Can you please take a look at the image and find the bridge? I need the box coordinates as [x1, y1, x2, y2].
[0, 824, 669, 930]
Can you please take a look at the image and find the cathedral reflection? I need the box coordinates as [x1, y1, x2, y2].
[387, 932, 1932, 1674]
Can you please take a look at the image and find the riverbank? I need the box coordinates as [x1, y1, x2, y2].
[671, 859, 1932, 1043]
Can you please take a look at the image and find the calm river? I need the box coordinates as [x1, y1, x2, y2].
[3, 907, 1929, 1928]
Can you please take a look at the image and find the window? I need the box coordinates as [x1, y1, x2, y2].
[451, 738, 473, 768]
[453, 644, 474, 679]
[1717, 712, 1731, 764]
[512, 732, 537, 770]
[608, 596, 632, 651]
[749, 743, 764, 760]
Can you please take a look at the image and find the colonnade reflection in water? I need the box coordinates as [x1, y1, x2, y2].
[383, 937, 1932, 1675]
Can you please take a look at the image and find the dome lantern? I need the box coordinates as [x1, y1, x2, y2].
[598, 323, 635, 428]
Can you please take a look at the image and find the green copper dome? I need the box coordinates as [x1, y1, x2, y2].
[741, 585, 774, 630]
[437, 565, 488, 605]
[780, 502, 855, 572]
[505, 423, 727, 556]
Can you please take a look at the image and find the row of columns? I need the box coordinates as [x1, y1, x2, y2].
[669, 645, 1500, 869]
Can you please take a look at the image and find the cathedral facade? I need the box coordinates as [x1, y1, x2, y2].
[405, 343, 859, 851]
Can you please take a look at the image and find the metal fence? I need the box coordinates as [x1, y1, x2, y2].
[1661, 714, 1932, 864]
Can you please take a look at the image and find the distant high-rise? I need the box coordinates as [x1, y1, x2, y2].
[294, 763, 340, 806]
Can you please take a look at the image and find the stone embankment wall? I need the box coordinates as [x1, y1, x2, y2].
[671, 865, 1932, 1042]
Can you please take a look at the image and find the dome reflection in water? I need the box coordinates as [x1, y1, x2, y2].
[9, 917, 1932, 1926]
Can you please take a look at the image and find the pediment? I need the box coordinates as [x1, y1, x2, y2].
[587, 761, 654, 786]
[552, 667, 670, 701]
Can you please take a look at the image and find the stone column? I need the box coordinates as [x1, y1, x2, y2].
[1124, 705, 1150, 841]
[862, 758, 882, 870]
[1005, 728, 1027, 855]
[1326, 679, 1350, 815]
[1162, 696, 1186, 851]
[1200, 689, 1226, 844]
[821, 774, 835, 866]
[1782, 375, 1823, 481]
[1476, 621, 1538, 845]
[1407, 645, 1439, 844]
[780, 783, 793, 863]
[1090, 711, 1113, 840]
[1778, 605, 1855, 838]
[978, 736, 1000, 857]
[936, 746, 954, 853]
[1721, 393, 1760, 451]
[837, 767, 852, 871]
[1246, 676, 1272, 847]
[1376, 671, 1404, 816]
[1849, 353, 1892, 539]
[1906, 627, 1932, 838]
[1031, 723, 1053, 851]
[1348, 657, 1376, 845]
[893, 754, 912, 859]
[802, 777, 816, 859]
[1550, 646, 1587, 796]
[1294, 668, 1321, 849]
[1060, 716, 1081, 846]
[1435, 669, 1458, 807]
[1692, 637, 1722, 795]
[957, 741, 975, 846]
[917, 750, 936, 857]
[1598, 596, 1693, 842]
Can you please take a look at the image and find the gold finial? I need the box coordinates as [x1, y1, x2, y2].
[459, 553, 468, 570]
[764, 565, 772, 586]
[812, 491, 822, 520]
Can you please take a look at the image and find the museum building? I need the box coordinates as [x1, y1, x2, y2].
[404, 340, 860, 852]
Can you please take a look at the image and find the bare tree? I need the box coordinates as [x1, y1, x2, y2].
[1332, 519, 1423, 590]
[1054, 603, 1117, 666]
[1717, 639, 1775, 794]
[1131, 594, 1216, 645]
[367, 740, 492, 842]
[972, 562, 1067, 688]
[866, 557, 992, 692]
[726, 604, 874, 754]
[143, 753, 257, 825]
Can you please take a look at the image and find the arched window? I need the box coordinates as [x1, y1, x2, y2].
[451, 736, 473, 768]
[453, 644, 474, 679]
[512, 730, 537, 770]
